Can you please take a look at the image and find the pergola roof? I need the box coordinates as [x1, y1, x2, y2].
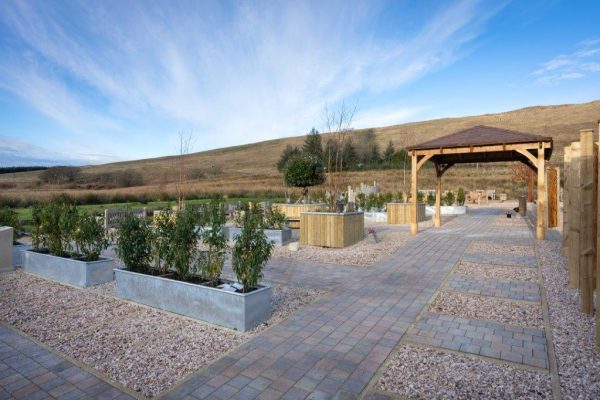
[406, 125, 553, 166]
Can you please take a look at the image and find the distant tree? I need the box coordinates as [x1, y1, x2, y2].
[39, 166, 80, 185]
[303, 128, 323, 161]
[365, 142, 381, 166]
[277, 145, 301, 172]
[391, 148, 409, 167]
[283, 154, 325, 200]
[174, 131, 194, 210]
[383, 141, 395, 164]
[342, 140, 358, 170]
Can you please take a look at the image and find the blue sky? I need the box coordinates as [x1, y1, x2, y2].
[0, 0, 599, 166]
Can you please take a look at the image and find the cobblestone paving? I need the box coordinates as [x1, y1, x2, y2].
[445, 275, 541, 302]
[462, 251, 538, 268]
[0, 324, 131, 400]
[405, 312, 548, 369]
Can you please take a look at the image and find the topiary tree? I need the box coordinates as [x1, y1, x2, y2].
[456, 188, 466, 206]
[427, 192, 435, 206]
[283, 154, 325, 201]
[444, 190, 455, 206]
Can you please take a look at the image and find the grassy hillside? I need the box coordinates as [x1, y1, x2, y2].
[1, 100, 599, 205]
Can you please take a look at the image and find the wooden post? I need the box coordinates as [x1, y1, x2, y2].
[528, 175, 534, 203]
[435, 167, 442, 228]
[536, 143, 546, 240]
[562, 146, 571, 257]
[579, 129, 594, 314]
[547, 167, 558, 228]
[411, 153, 418, 235]
[596, 121, 600, 350]
[569, 142, 581, 288]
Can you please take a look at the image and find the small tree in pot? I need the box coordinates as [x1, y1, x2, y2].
[74, 213, 109, 261]
[231, 209, 273, 293]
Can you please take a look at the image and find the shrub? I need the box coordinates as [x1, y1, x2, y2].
[152, 209, 177, 274]
[444, 190, 455, 206]
[427, 192, 435, 206]
[74, 213, 109, 261]
[231, 209, 273, 292]
[417, 191, 425, 203]
[283, 154, 325, 199]
[396, 191, 404, 203]
[32, 195, 79, 256]
[116, 212, 153, 273]
[356, 193, 366, 210]
[263, 206, 286, 230]
[39, 166, 80, 184]
[0, 208, 19, 241]
[169, 208, 200, 280]
[199, 200, 228, 285]
[457, 188, 466, 206]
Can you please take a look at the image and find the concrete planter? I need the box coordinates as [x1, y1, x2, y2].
[12, 243, 32, 268]
[425, 205, 468, 216]
[225, 227, 292, 246]
[22, 250, 115, 287]
[114, 269, 272, 331]
[0, 227, 13, 272]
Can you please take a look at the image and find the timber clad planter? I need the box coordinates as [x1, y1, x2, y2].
[273, 203, 326, 228]
[300, 211, 364, 248]
[225, 227, 292, 246]
[22, 250, 115, 287]
[114, 269, 272, 331]
[387, 203, 426, 225]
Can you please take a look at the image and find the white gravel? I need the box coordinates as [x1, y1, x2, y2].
[537, 240, 600, 398]
[0, 270, 324, 397]
[430, 290, 545, 329]
[376, 344, 552, 399]
[272, 228, 410, 266]
[469, 241, 535, 256]
[455, 261, 538, 282]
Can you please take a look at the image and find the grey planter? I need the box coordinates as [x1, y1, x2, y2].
[22, 250, 115, 287]
[114, 269, 272, 331]
[12, 244, 32, 268]
[226, 227, 292, 246]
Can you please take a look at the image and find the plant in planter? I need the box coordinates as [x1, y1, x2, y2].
[443, 190, 456, 206]
[168, 208, 199, 281]
[0, 208, 19, 242]
[116, 212, 154, 273]
[31, 196, 79, 256]
[152, 209, 176, 274]
[74, 213, 109, 261]
[198, 200, 227, 286]
[427, 192, 435, 206]
[457, 188, 466, 206]
[262, 206, 286, 230]
[232, 209, 273, 292]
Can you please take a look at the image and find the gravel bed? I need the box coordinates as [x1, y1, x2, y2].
[0, 271, 324, 397]
[430, 290, 545, 329]
[455, 261, 538, 282]
[376, 344, 552, 399]
[469, 241, 535, 256]
[538, 240, 600, 398]
[272, 228, 410, 266]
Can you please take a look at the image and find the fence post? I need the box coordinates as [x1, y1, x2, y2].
[579, 129, 594, 314]
[569, 142, 581, 288]
[596, 120, 600, 350]
[563, 146, 571, 257]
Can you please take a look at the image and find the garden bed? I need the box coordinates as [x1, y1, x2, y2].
[22, 250, 115, 287]
[115, 268, 272, 331]
[300, 211, 364, 248]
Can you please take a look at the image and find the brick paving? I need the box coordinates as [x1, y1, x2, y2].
[0, 324, 132, 400]
[461, 251, 538, 268]
[445, 275, 541, 302]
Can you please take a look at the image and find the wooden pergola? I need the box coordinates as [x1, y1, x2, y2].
[406, 125, 553, 239]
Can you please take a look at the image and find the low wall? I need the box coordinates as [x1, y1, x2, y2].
[300, 212, 364, 248]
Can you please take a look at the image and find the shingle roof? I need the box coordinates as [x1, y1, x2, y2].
[406, 125, 553, 151]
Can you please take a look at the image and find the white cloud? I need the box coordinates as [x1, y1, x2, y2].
[0, 0, 504, 162]
[533, 38, 600, 84]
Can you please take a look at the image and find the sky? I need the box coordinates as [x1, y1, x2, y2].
[0, 0, 599, 166]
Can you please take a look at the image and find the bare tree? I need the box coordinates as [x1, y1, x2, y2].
[174, 131, 194, 210]
[511, 162, 536, 202]
[323, 100, 357, 211]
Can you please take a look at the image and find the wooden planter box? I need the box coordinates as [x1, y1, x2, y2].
[300, 212, 364, 248]
[22, 250, 115, 287]
[273, 203, 326, 229]
[387, 203, 426, 225]
[115, 269, 272, 331]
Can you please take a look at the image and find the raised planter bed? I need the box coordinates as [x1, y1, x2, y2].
[114, 268, 271, 331]
[387, 203, 426, 225]
[225, 226, 292, 246]
[12, 243, 32, 268]
[0, 227, 13, 272]
[22, 250, 115, 287]
[300, 211, 364, 248]
[425, 205, 468, 216]
[273, 203, 326, 229]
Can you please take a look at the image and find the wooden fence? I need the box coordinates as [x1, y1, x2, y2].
[562, 125, 600, 348]
[104, 208, 147, 230]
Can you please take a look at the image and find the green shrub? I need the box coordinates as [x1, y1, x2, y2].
[283, 154, 325, 199]
[417, 191, 425, 203]
[199, 200, 228, 285]
[444, 190, 455, 206]
[0, 208, 19, 241]
[457, 188, 466, 206]
[396, 191, 404, 203]
[169, 208, 200, 280]
[152, 209, 176, 274]
[263, 206, 286, 230]
[427, 192, 435, 206]
[116, 212, 153, 273]
[32, 195, 78, 256]
[231, 209, 273, 292]
[356, 193, 366, 210]
[74, 213, 109, 261]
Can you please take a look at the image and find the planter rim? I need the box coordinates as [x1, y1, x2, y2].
[24, 249, 112, 265]
[300, 211, 364, 216]
[114, 268, 270, 297]
[272, 203, 326, 206]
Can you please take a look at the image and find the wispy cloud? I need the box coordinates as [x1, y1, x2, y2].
[0, 0, 504, 163]
[533, 38, 600, 84]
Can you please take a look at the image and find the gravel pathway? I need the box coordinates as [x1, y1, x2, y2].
[430, 291, 545, 329]
[455, 261, 538, 282]
[469, 241, 535, 256]
[538, 240, 600, 398]
[272, 228, 410, 266]
[376, 344, 552, 399]
[0, 271, 324, 397]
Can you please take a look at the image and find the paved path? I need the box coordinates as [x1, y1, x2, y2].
[0, 324, 132, 400]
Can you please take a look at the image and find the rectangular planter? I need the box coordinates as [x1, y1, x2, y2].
[22, 250, 115, 287]
[300, 212, 364, 248]
[114, 269, 271, 331]
[273, 203, 326, 229]
[12, 243, 32, 268]
[386, 203, 426, 225]
[225, 227, 292, 246]
[0, 227, 12, 272]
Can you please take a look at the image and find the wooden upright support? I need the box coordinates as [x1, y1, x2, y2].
[536, 144, 546, 240]
[411, 153, 418, 235]
[435, 166, 442, 228]
[562, 146, 571, 257]
[596, 121, 600, 350]
[547, 167, 559, 228]
[569, 142, 581, 288]
[579, 129, 594, 314]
